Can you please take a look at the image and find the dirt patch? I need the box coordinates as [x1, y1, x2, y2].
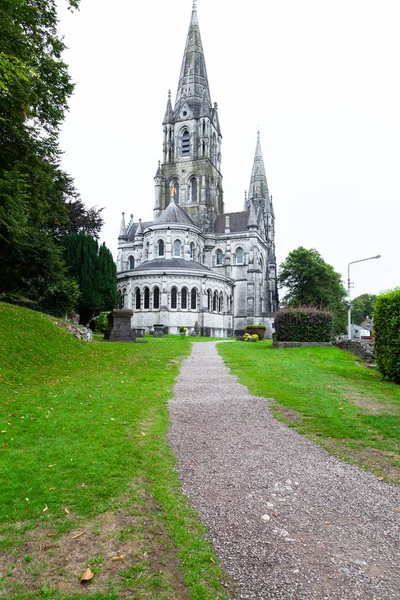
[271, 404, 302, 423]
[0, 488, 190, 599]
[321, 439, 400, 485]
[345, 392, 397, 415]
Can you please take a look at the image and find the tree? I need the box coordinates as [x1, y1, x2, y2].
[0, 0, 99, 310]
[278, 247, 347, 334]
[63, 234, 117, 324]
[350, 294, 377, 326]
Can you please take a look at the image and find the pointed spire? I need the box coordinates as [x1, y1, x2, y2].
[119, 212, 126, 238]
[247, 131, 269, 208]
[154, 160, 162, 178]
[135, 219, 143, 237]
[174, 3, 212, 118]
[163, 90, 174, 125]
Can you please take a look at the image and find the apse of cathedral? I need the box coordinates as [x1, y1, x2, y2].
[116, 2, 277, 338]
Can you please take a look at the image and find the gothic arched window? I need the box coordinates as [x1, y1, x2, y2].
[216, 249, 223, 265]
[144, 287, 150, 309]
[181, 130, 190, 156]
[135, 288, 141, 310]
[174, 239, 182, 257]
[128, 256, 135, 270]
[171, 287, 178, 309]
[207, 290, 212, 311]
[191, 288, 197, 310]
[190, 242, 195, 259]
[118, 290, 123, 309]
[158, 239, 164, 256]
[213, 291, 218, 312]
[153, 287, 160, 310]
[181, 287, 188, 310]
[219, 292, 223, 313]
[189, 176, 198, 203]
[236, 247, 244, 264]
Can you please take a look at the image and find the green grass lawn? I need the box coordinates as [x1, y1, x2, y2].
[218, 340, 400, 483]
[0, 303, 231, 600]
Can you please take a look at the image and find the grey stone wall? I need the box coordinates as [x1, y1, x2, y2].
[333, 339, 375, 362]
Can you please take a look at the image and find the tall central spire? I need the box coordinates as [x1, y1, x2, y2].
[174, 3, 212, 119]
[246, 131, 270, 210]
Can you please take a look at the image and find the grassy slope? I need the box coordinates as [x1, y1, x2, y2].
[0, 303, 231, 599]
[218, 341, 400, 482]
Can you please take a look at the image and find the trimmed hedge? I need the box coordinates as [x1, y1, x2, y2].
[373, 288, 400, 383]
[274, 306, 333, 342]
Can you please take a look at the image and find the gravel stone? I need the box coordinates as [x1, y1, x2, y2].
[168, 342, 400, 600]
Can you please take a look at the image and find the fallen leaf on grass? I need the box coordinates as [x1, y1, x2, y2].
[210, 556, 215, 563]
[80, 567, 94, 582]
[72, 530, 86, 539]
[42, 544, 59, 552]
[63, 506, 70, 514]
[141, 432, 146, 436]
[49, 487, 56, 491]
[43, 506, 48, 512]
[77, 483, 87, 488]
[110, 555, 126, 561]
[47, 464, 55, 468]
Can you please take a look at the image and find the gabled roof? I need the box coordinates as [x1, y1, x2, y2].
[214, 211, 249, 234]
[154, 200, 195, 226]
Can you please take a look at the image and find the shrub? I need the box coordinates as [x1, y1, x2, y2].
[373, 288, 400, 383]
[245, 324, 267, 339]
[237, 333, 259, 342]
[89, 311, 110, 333]
[274, 306, 333, 342]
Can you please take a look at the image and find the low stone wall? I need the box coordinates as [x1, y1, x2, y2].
[272, 341, 332, 348]
[55, 321, 92, 342]
[333, 339, 375, 362]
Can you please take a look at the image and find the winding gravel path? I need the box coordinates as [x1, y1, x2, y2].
[168, 342, 400, 600]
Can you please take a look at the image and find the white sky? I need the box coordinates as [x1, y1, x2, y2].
[58, 0, 399, 300]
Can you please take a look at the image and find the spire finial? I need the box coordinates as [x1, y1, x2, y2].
[192, 0, 197, 11]
[257, 128, 260, 142]
[168, 89, 171, 99]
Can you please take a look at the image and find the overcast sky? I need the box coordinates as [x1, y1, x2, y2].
[58, 0, 399, 300]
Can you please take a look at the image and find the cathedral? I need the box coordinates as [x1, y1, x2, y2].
[116, 3, 278, 338]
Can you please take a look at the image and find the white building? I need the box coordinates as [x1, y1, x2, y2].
[117, 4, 278, 338]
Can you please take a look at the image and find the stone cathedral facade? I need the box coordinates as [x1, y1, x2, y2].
[116, 4, 277, 338]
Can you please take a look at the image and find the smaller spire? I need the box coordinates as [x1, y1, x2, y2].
[163, 90, 174, 125]
[119, 212, 126, 238]
[135, 219, 143, 237]
[154, 160, 162, 178]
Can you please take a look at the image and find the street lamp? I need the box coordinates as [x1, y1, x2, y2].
[347, 255, 381, 340]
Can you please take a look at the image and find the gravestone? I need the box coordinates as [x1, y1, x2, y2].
[104, 309, 136, 342]
[153, 324, 164, 338]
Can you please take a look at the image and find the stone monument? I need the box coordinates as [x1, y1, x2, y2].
[104, 309, 136, 342]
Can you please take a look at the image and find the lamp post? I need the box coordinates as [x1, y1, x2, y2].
[347, 255, 381, 340]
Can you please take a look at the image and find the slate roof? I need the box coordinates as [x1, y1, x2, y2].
[214, 211, 249, 234]
[134, 258, 212, 273]
[154, 201, 195, 226]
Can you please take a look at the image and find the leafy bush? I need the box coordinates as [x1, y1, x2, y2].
[89, 311, 110, 333]
[237, 333, 259, 342]
[274, 306, 333, 342]
[245, 324, 267, 339]
[373, 288, 400, 383]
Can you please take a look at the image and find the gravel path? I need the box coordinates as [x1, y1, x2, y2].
[168, 342, 400, 600]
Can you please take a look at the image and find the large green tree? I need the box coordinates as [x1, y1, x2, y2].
[63, 234, 117, 324]
[278, 247, 347, 334]
[350, 293, 377, 326]
[0, 0, 102, 310]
